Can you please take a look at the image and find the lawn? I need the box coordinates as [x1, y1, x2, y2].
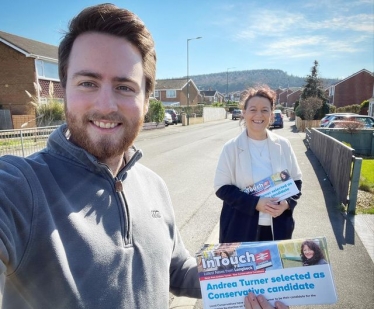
[360, 159, 374, 193]
[356, 159, 374, 214]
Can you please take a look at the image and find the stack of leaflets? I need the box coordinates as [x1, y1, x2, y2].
[195, 237, 337, 308]
[243, 169, 299, 201]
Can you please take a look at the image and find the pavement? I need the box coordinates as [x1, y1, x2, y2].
[170, 117, 374, 309]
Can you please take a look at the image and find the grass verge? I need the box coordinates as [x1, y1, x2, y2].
[356, 159, 374, 214]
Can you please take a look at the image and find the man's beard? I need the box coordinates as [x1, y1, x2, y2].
[65, 109, 143, 161]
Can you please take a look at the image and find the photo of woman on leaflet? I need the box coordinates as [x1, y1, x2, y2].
[301, 240, 328, 266]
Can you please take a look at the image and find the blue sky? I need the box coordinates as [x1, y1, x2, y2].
[1, 0, 373, 80]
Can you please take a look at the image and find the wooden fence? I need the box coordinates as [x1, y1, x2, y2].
[305, 128, 362, 212]
[295, 117, 320, 132]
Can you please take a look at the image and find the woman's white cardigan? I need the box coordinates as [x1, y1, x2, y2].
[214, 128, 302, 193]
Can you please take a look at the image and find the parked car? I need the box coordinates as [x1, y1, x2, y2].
[320, 113, 358, 127]
[165, 109, 178, 124]
[164, 112, 173, 126]
[270, 111, 283, 128]
[232, 109, 242, 120]
[325, 115, 374, 128]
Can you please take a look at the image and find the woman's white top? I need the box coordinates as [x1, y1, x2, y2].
[247, 137, 272, 226]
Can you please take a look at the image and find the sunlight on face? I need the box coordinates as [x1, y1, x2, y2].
[64, 32, 147, 161]
[243, 96, 272, 138]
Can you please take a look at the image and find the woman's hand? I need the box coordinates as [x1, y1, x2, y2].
[256, 198, 289, 218]
[244, 293, 289, 309]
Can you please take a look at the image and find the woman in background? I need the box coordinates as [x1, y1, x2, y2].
[214, 85, 302, 243]
[301, 240, 328, 266]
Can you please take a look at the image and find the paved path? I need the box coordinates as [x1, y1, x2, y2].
[171, 117, 374, 309]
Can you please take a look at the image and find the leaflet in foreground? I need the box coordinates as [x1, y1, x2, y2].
[196, 236, 337, 308]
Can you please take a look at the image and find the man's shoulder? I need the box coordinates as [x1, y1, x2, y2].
[0, 154, 28, 169]
[0, 152, 48, 181]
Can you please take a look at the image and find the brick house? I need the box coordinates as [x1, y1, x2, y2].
[275, 88, 283, 103]
[277, 88, 293, 106]
[327, 69, 374, 108]
[0, 31, 64, 116]
[153, 78, 200, 106]
[286, 89, 302, 108]
[200, 90, 223, 104]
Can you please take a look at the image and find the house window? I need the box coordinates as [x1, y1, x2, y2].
[166, 90, 176, 98]
[36, 60, 59, 80]
[154, 90, 159, 97]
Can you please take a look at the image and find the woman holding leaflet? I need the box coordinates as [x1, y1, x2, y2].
[214, 86, 302, 243]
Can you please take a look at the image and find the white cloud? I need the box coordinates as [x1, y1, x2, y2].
[257, 36, 325, 57]
[234, 10, 305, 39]
[256, 35, 361, 58]
[305, 14, 374, 33]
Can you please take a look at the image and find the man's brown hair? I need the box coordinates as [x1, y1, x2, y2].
[58, 3, 156, 99]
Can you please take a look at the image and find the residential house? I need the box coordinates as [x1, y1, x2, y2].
[200, 90, 223, 104]
[328, 69, 374, 108]
[286, 88, 302, 108]
[153, 78, 200, 106]
[275, 88, 283, 103]
[0, 31, 63, 116]
[230, 91, 242, 102]
[277, 88, 293, 106]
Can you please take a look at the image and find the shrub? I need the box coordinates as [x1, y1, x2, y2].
[328, 103, 336, 114]
[295, 105, 304, 119]
[332, 120, 364, 133]
[336, 104, 361, 114]
[299, 97, 323, 120]
[36, 100, 65, 126]
[26, 81, 65, 126]
[146, 99, 164, 124]
[360, 100, 369, 109]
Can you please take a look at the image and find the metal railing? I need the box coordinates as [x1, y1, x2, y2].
[0, 126, 59, 157]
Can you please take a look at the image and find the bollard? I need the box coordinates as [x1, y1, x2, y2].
[181, 113, 187, 126]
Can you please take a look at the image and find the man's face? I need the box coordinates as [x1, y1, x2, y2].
[65, 32, 148, 161]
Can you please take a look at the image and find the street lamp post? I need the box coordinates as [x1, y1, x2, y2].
[187, 36, 202, 125]
[226, 67, 235, 103]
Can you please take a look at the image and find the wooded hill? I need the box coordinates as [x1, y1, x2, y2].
[185, 69, 340, 94]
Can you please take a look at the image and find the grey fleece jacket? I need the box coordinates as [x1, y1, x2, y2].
[0, 124, 201, 308]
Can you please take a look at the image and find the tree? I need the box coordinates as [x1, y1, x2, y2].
[300, 60, 329, 120]
[299, 97, 323, 120]
[300, 61, 327, 102]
